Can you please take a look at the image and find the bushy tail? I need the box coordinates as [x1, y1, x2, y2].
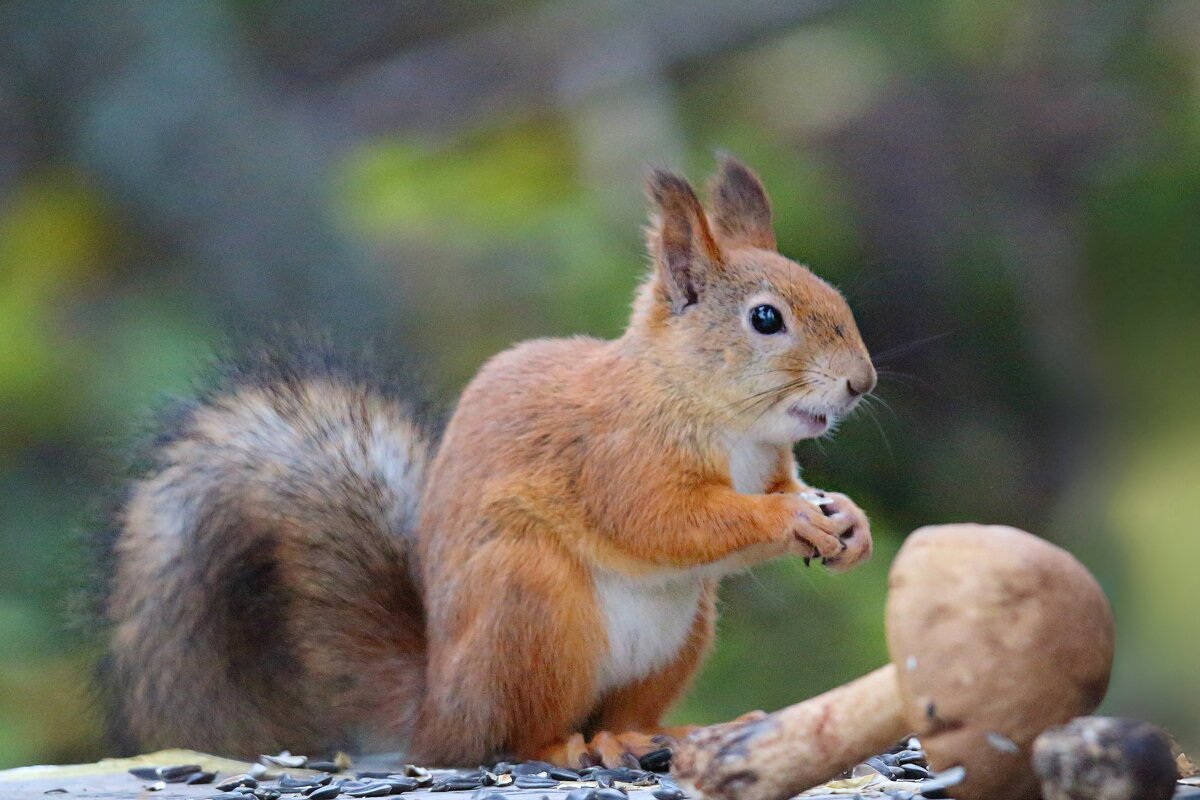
[99, 346, 432, 758]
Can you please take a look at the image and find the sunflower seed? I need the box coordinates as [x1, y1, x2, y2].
[308, 785, 343, 800]
[432, 776, 484, 791]
[280, 775, 323, 791]
[382, 776, 419, 792]
[894, 748, 926, 765]
[346, 782, 397, 798]
[262, 752, 309, 769]
[902, 764, 932, 779]
[595, 788, 628, 800]
[128, 767, 162, 780]
[513, 762, 554, 776]
[254, 789, 282, 800]
[638, 748, 672, 773]
[864, 756, 902, 779]
[145, 781, 166, 791]
[513, 775, 559, 789]
[217, 774, 259, 791]
[548, 767, 580, 781]
[158, 764, 202, 782]
[652, 783, 686, 800]
[565, 788, 598, 800]
[186, 770, 217, 785]
[402, 765, 432, 784]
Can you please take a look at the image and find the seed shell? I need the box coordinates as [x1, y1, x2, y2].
[186, 770, 217, 785]
[159, 764, 202, 782]
[217, 774, 259, 792]
[638, 748, 672, 773]
[345, 782, 397, 798]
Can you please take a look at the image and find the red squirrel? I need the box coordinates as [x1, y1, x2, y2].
[102, 155, 876, 767]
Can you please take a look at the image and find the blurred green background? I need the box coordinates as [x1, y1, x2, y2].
[1, 0, 1197, 769]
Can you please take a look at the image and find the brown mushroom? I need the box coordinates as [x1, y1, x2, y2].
[671, 524, 1115, 800]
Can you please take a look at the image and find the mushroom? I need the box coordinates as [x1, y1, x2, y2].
[671, 524, 1115, 800]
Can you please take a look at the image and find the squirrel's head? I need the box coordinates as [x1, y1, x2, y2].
[627, 154, 875, 444]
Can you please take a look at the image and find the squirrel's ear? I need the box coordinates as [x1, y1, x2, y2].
[707, 153, 776, 250]
[646, 169, 725, 314]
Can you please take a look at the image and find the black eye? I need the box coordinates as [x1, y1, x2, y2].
[749, 304, 785, 335]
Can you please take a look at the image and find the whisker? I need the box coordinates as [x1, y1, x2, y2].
[860, 400, 896, 467]
[871, 332, 953, 363]
[725, 379, 806, 411]
[875, 368, 927, 389]
[861, 392, 898, 419]
[721, 377, 813, 422]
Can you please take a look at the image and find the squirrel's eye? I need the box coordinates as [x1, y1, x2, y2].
[749, 304, 785, 335]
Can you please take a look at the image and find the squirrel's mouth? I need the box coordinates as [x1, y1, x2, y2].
[786, 405, 830, 433]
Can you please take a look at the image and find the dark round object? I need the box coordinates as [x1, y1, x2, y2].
[749, 304, 784, 334]
[639, 748, 673, 773]
[1032, 717, 1179, 800]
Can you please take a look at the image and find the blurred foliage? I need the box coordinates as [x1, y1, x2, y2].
[1, 0, 1198, 769]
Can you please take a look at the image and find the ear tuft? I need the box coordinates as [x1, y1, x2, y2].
[708, 152, 775, 250]
[646, 169, 723, 313]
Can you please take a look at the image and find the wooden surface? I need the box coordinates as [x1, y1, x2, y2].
[0, 751, 666, 800]
[4, 747, 1195, 800]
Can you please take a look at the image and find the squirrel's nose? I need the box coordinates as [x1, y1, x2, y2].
[845, 365, 877, 399]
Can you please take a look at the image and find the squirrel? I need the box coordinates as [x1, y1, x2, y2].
[100, 155, 877, 768]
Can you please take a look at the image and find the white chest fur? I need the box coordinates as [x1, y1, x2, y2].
[592, 569, 703, 695]
[591, 439, 781, 695]
[726, 437, 777, 494]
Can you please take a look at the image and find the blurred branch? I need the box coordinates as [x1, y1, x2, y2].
[318, 0, 851, 137]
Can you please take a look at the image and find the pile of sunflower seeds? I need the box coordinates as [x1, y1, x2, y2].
[126, 739, 974, 800]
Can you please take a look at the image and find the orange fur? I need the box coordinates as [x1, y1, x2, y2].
[409, 157, 876, 765]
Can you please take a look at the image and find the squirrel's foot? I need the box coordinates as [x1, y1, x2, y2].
[814, 491, 871, 571]
[535, 727, 699, 768]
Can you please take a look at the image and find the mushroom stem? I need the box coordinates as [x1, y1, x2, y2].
[674, 525, 1115, 800]
[672, 665, 906, 800]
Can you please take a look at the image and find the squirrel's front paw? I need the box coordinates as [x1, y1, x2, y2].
[784, 495, 849, 563]
[801, 490, 872, 572]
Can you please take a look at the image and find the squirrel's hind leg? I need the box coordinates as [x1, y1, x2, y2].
[414, 537, 607, 765]
[533, 582, 716, 768]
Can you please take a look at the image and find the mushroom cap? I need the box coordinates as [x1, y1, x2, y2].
[885, 524, 1115, 800]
